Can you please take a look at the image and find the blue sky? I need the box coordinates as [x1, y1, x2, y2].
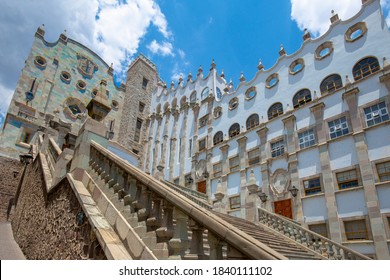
[1, 0, 389, 127]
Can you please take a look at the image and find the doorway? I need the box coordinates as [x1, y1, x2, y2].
[197, 180, 206, 194]
[274, 199, 292, 219]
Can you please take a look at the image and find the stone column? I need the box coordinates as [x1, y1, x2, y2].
[169, 107, 180, 180]
[310, 102, 341, 243]
[257, 126, 271, 213]
[237, 136, 248, 218]
[219, 143, 230, 206]
[140, 116, 151, 170]
[282, 115, 303, 222]
[179, 103, 189, 185]
[343, 88, 390, 259]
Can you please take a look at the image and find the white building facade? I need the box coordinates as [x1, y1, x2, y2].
[145, 0, 390, 259]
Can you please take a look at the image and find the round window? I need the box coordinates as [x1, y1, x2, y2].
[345, 22, 367, 43]
[91, 88, 98, 97]
[111, 100, 119, 109]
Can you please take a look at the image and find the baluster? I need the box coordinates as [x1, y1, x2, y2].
[327, 243, 335, 259]
[321, 240, 327, 257]
[146, 194, 163, 231]
[272, 217, 278, 230]
[289, 225, 296, 241]
[185, 219, 206, 260]
[156, 201, 174, 243]
[137, 186, 151, 222]
[113, 168, 125, 193]
[168, 208, 189, 260]
[298, 229, 306, 244]
[306, 232, 314, 249]
[313, 239, 321, 254]
[124, 176, 137, 209]
[208, 231, 224, 260]
[334, 246, 342, 260]
[278, 219, 284, 232]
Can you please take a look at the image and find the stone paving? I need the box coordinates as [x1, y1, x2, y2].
[0, 222, 25, 260]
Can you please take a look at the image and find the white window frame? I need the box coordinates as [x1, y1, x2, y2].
[298, 129, 315, 149]
[328, 116, 349, 139]
[271, 140, 285, 158]
[364, 101, 389, 127]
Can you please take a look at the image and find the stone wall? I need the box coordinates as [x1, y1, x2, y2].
[0, 156, 23, 222]
[11, 157, 106, 259]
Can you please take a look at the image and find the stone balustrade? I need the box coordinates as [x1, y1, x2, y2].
[88, 141, 285, 260]
[162, 180, 212, 210]
[257, 207, 370, 260]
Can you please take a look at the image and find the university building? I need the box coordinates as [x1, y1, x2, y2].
[1, 0, 389, 259]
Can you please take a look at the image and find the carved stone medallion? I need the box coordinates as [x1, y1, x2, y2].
[270, 169, 290, 197]
[77, 54, 97, 78]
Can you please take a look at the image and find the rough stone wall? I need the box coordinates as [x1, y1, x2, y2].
[0, 156, 23, 222]
[118, 57, 157, 166]
[11, 158, 106, 260]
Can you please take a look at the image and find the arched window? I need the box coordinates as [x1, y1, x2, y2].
[180, 96, 187, 108]
[156, 104, 161, 114]
[229, 123, 240, 138]
[216, 87, 222, 100]
[320, 74, 343, 95]
[246, 114, 259, 130]
[293, 89, 312, 108]
[190, 91, 197, 103]
[201, 87, 209, 100]
[213, 131, 223, 145]
[353, 57, 380, 81]
[268, 103, 283, 120]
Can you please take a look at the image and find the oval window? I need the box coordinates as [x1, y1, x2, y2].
[245, 87, 256, 100]
[77, 80, 86, 91]
[216, 87, 222, 100]
[34, 56, 46, 69]
[111, 100, 119, 109]
[345, 22, 367, 42]
[229, 97, 239, 110]
[60, 71, 71, 83]
[315, 41, 333, 60]
[266, 73, 279, 88]
[289, 58, 304, 75]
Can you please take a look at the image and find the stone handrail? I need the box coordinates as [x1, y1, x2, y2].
[89, 141, 287, 260]
[257, 207, 371, 260]
[162, 180, 212, 210]
[46, 137, 61, 176]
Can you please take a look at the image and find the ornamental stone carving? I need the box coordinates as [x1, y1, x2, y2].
[270, 168, 290, 197]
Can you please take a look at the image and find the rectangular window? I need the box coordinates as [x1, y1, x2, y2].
[271, 140, 285, 158]
[198, 138, 206, 151]
[298, 129, 315, 149]
[377, 161, 390, 182]
[20, 130, 31, 144]
[308, 223, 328, 238]
[213, 162, 222, 178]
[139, 102, 145, 113]
[142, 77, 148, 90]
[229, 156, 240, 172]
[229, 195, 241, 209]
[328, 116, 349, 139]
[337, 169, 359, 190]
[364, 101, 389, 127]
[304, 177, 322, 195]
[134, 118, 143, 142]
[248, 148, 260, 165]
[344, 220, 368, 240]
[199, 115, 208, 128]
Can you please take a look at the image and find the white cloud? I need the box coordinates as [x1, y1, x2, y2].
[0, 0, 173, 125]
[291, 0, 390, 36]
[178, 49, 186, 59]
[147, 40, 174, 56]
[0, 84, 13, 122]
[290, 0, 361, 36]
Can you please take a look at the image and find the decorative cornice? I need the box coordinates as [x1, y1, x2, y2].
[309, 102, 325, 112]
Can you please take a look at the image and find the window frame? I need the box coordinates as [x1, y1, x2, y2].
[247, 148, 260, 166]
[336, 169, 360, 190]
[363, 101, 389, 127]
[271, 139, 285, 158]
[320, 74, 343, 95]
[298, 128, 316, 149]
[213, 162, 222, 178]
[198, 138, 207, 152]
[268, 102, 283, 120]
[328, 116, 350, 140]
[353, 56, 380, 81]
[293, 89, 312, 109]
[376, 161, 390, 182]
[303, 177, 322, 196]
[213, 131, 224, 146]
[246, 113, 259, 130]
[343, 219, 370, 241]
[229, 123, 240, 138]
[229, 155, 240, 172]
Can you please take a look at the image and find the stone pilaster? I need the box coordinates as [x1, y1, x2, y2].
[343, 88, 390, 259]
[152, 114, 163, 175]
[256, 126, 271, 213]
[237, 136, 248, 218]
[310, 103, 341, 243]
[179, 103, 189, 186]
[190, 103, 200, 190]
[282, 115, 303, 222]
[219, 143, 230, 206]
[169, 108, 179, 181]
[143, 115, 153, 172]
[160, 109, 171, 167]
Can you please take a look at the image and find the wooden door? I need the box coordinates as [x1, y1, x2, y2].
[197, 180, 206, 194]
[274, 199, 292, 219]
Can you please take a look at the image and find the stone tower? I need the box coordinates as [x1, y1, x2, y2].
[118, 54, 159, 166]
